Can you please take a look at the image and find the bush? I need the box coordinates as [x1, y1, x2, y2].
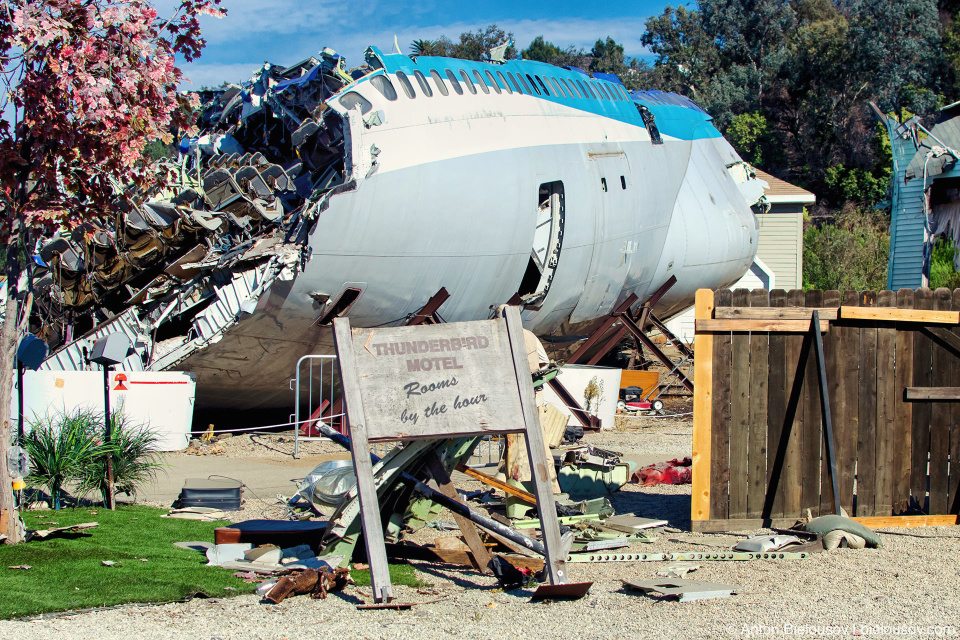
[803, 209, 890, 291]
[21, 409, 113, 509]
[77, 412, 163, 505]
[929, 237, 960, 290]
[21, 408, 162, 509]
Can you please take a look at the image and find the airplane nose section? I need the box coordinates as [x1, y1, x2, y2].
[646, 140, 761, 316]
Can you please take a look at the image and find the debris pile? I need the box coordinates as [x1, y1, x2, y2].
[27, 47, 372, 372]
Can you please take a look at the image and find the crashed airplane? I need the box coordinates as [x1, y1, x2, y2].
[26, 45, 763, 411]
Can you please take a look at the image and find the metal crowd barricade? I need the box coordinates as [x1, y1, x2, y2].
[293, 354, 341, 458]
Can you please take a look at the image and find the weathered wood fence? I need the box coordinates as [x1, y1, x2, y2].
[691, 288, 960, 531]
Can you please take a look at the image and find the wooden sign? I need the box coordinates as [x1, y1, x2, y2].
[341, 319, 525, 441]
[333, 307, 567, 604]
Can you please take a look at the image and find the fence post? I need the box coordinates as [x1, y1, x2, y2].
[691, 289, 715, 524]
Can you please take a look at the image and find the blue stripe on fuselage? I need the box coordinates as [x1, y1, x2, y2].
[362, 47, 721, 142]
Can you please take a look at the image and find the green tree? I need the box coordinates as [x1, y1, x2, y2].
[803, 210, 890, 290]
[848, 0, 942, 115]
[589, 37, 627, 75]
[726, 111, 769, 166]
[523, 36, 562, 63]
[450, 24, 516, 61]
[641, 5, 722, 99]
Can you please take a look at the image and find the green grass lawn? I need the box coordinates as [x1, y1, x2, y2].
[0, 505, 256, 619]
[0, 505, 425, 619]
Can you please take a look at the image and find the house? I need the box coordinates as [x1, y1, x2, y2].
[664, 170, 815, 343]
[880, 103, 960, 290]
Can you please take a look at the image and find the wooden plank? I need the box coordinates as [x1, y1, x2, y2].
[929, 288, 952, 514]
[820, 290, 842, 516]
[801, 290, 823, 516]
[425, 453, 494, 574]
[765, 290, 788, 519]
[893, 288, 915, 514]
[691, 289, 716, 523]
[905, 387, 960, 400]
[727, 289, 751, 519]
[696, 319, 830, 333]
[455, 463, 536, 505]
[502, 306, 566, 585]
[951, 289, 960, 515]
[746, 289, 770, 518]
[912, 288, 934, 512]
[691, 514, 960, 533]
[333, 317, 394, 603]
[782, 290, 805, 517]
[710, 290, 732, 521]
[875, 290, 897, 517]
[838, 290, 860, 515]
[715, 307, 840, 320]
[839, 306, 960, 324]
[857, 291, 878, 517]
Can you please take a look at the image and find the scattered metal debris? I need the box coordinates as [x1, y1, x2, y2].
[624, 579, 736, 602]
[657, 562, 700, 578]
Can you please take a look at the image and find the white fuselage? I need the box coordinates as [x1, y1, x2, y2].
[163, 56, 759, 409]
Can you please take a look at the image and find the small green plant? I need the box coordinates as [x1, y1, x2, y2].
[77, 412, 163, 505]
[21, 409, 114, 509]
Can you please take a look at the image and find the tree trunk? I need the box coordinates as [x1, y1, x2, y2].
[0, 218, 24, 543]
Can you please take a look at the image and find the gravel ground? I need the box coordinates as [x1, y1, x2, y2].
[4, 419, 959, 639]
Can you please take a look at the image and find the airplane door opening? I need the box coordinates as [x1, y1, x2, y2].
[518, 181, 564, 307]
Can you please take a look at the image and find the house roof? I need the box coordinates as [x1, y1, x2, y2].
[904, 112, 960, 182]
[753, 169, 816, 204]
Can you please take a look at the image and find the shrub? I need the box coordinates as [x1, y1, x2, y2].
[77, 412, 163, 505]
[21, 409, 113, 509]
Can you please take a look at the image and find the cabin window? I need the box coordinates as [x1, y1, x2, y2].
[370, 75, 398, 101]
[459, 70, 477, 94]
[562, 78, 579, 98]
[576, 79, 590, 98]
[518, 74, 533, 94]
[473, 70, 490, 94]
[506, 72, 522, 94]
[620, 175, 627, 189]
[414, 70, 433, 97]
[445, 69, 463, 94]
[496, 71, 512, 93]
[486, 70, 502, 94]
[534, 75, 551, 96]
[549, 78, 565, 98]
[429, 69, 449, 96]
[521, 74, 537, 95]
[588, 83, 601, 100]
[339, 91, 373, 114]
[395, 71, 415, 99]
[601, 177, 607, 192]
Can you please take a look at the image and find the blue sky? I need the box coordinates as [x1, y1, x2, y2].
[157, 0, 673, 89]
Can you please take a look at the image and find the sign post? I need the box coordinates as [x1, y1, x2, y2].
[333, 306, 566, 603]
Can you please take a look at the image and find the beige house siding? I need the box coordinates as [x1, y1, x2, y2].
[756, 204, 804, 290]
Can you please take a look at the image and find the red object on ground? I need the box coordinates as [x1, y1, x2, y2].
[632, 457, 693, 486]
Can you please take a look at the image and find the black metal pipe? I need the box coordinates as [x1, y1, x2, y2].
[316, 422, 547, 557]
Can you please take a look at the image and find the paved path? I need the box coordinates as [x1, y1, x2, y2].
[134, 451, 349, 505]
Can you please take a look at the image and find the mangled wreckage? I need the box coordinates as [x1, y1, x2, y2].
[23, 44, 764, 410]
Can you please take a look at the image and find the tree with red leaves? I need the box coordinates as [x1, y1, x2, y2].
[0, 0, 224, 543]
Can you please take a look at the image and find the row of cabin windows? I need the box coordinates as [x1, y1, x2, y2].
[361, 68, 632, 105]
